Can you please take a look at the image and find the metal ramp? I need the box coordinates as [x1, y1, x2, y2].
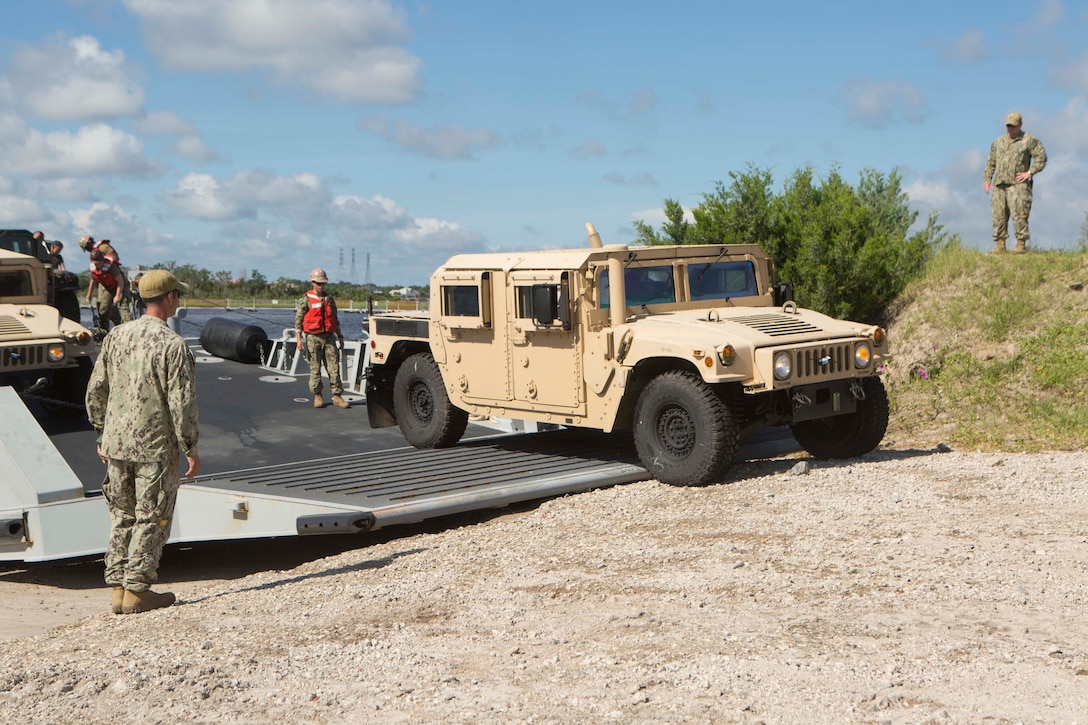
[189, 429, 646, 534]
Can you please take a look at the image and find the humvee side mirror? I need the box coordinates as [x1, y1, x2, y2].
[773, 282, 794, 306]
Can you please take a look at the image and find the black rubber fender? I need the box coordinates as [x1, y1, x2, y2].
[199, 316, 269, 364]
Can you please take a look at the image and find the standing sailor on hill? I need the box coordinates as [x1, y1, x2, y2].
[295, 267, 350, 409]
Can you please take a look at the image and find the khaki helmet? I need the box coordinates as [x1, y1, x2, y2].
[78, 235, 95, 251]
[309, 267, 329, 283]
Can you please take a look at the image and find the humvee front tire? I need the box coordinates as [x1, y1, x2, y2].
[42, 357, 93, 419]
[393, 352, 469, 448]
[791, 376, 889, 459]
[633, 370, 740, 486]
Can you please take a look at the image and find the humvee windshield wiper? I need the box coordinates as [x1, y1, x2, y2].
[695, 246, 728, 282]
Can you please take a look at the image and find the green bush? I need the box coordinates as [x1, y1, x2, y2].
[633, 164, 954, 324]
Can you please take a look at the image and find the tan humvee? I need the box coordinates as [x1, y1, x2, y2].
[366, 224, 890, 485]
[0, 248, 98, 413]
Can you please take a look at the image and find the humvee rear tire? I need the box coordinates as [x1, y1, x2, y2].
[393, 352, 468, 448]
[633, 370, 740, 486]
[791, 376, 889, 459]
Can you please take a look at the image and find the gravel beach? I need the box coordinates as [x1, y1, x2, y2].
[2, 448, 1087, 723]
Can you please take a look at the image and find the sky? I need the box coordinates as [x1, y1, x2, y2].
[1, 0, 1087, 287]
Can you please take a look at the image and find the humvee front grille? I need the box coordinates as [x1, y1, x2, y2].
[734, 314, 822, 337]
[1, 345, 46, 369]
[0, 315, 32, 335]
[791, 343, 855, 380]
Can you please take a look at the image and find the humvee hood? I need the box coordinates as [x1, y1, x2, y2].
[618, 307, 876, 347]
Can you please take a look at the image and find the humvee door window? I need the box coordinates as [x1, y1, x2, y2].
[442, 285, 481, 317]
[0, 270, 33, 297]
[599, 265, 676, 308]
[688, 260, 758, 301]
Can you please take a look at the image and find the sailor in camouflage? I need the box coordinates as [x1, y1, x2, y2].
[295, 267, 350, 409]
[983, 111, 1047, 253]
[86, 269, 200, 615]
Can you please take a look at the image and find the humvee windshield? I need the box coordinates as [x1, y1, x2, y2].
[0, 269, 33, 297]
[599, 260, 758, 308]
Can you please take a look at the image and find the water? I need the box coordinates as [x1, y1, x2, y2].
[79, 306, 371, 342]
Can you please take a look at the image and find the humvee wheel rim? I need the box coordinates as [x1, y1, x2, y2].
[656, 403, 695, 457]
[408, 381, 435, 421]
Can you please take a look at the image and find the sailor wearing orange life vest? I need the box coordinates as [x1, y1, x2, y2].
[295, 267, 350, 409]
[80, 235, 132, 328]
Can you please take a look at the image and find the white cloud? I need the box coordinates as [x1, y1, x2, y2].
[0, 35, 144, 122]
[123, 0, 423, 104]
[576, 88, 659, 120]
[131, 110, 195, 136]
[570, 139, 606, 160]
[940, 29, 988, 63]
[162, 173, 243, 221]
[359, 116, 502, 160]
[172, 135, 220, 163]
[0, 123, 158, 178]
[1051, 54, 1088, 94]
[1037, 97, 1088, 158]
[840, 78, 928, 129]
[602, 172, 656, 187]
[631, 205, 695, 229]
[131, 110, 221, 163]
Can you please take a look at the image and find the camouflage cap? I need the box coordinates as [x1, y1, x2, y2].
[78, 235, 95, 251]
[1005, 111, 1023, 126]
[310, 267, 329, 283]
[138, 269, 190, 299]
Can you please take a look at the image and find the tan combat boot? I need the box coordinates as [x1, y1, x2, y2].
[314, 394, 325, 408]
[1011, 239, 1027, 254]
[110, 585, 125, 615]
[332, 394, 350, 409]
[989, 241, 1006, 254]
[121, 589, 176, 614]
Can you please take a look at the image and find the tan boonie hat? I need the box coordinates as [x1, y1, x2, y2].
[138, 270, 190, 299]
[309, 267, 329, 283]
[78, 235, 94, 251]
[1005, 111, 1023, 126]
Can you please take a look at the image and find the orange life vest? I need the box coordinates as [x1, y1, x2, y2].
[301, 291, 339, 334]
[90, 259, 120, 292]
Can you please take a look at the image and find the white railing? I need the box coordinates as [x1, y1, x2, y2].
[181, 298, 427, 312]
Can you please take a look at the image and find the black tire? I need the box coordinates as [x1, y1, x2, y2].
[633, 370, 740, 486]
[393, 352, 468, 448]
[790, 376, 889, 459]
[43, 357, 93, 419]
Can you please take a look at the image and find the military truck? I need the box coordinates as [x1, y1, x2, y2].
[365, 224, 890, 486]
[0, 248, 97, 413]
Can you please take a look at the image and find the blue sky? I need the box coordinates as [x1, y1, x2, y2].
[1, 0, 1086, 286]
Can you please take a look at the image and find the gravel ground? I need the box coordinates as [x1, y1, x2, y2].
[2, 448, 1088, 723]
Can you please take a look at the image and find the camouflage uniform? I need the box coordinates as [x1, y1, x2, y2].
[983, 131, 1047, 249]
[295, 294, 344, 396]
[86, 316, 199, 592]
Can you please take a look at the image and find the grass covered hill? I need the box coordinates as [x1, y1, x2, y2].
[882, 244, 1088, 452]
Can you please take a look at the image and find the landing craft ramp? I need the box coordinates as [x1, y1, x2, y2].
[179, 430, 646, 540]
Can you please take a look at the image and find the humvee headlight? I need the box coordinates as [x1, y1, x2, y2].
[773, 351, 792, 380]
[717, 345, 736, 367]
[855, 342, 872, 368]
[872, 327, 886, 348]
[76, 331, 91, 345]
[47, 345, 66, 362]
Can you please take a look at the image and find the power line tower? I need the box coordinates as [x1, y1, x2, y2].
[349, 247, 359, 285]
[336, 247, 346, 282]
[364, 252, 372, 288]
